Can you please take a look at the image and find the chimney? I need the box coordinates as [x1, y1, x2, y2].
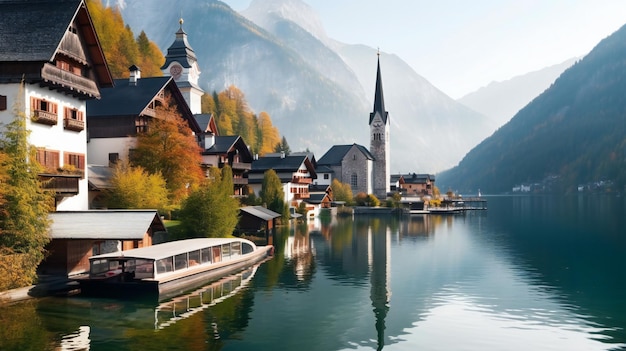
[129, 65, 141, 86]
[280, 151, 285, 158]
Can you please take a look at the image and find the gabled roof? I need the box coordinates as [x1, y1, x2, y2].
[317, 144, 374, 166]
[49, 210, 165, 240]
[194, 113, 218, 134]
[0, 0, 112, 87]
[398, 173, 436, 184]
[291, 151, 316, 167]
[87, 76, 201, 133]
[251, 154, 316, 175]
[203, 135, 253, 161]
[306, 192, 331, 205]
[240, 206, 281, 221]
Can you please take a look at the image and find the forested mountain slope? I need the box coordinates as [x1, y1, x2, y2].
[437, 24, 626, 194]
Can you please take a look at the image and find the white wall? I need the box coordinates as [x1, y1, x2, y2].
[87, 137, 135, 166]
[1, 83, 90, 210]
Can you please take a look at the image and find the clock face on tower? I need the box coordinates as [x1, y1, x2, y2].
[169, 64, 183, 80]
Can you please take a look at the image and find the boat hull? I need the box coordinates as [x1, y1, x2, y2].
[77, 245, 273, 301]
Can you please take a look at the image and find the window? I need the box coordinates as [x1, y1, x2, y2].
[64, 107, 83, 121]
[64, 152, 85, 170]
[0, 95, 6, 111]
[108, 153, 119, 166]
[351, 173, 358, 188]
[36, 148, 60, 172]
[31, 97, 58, 125]
[324, 174, 329, 180]
[135, 116, 148, 133]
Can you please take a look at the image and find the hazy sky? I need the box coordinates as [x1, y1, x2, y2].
[223, 0, 626, 99]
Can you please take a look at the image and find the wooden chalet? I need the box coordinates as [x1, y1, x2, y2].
[248, 153, 317, 207]
[396, 173, 436, 196]
[0, 0, 113, 211]
[86, 66, 202, 167]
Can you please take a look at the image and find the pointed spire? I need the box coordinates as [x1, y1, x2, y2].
[370, 53, 388, 124]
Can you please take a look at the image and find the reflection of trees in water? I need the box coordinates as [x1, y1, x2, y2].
[0, 299, 48, 350]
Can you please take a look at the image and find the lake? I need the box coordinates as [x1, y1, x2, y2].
[1, 195, 625, 350]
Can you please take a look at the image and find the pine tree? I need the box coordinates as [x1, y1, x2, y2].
[0, 85, 53, 286]
[260, 169, 287, 218]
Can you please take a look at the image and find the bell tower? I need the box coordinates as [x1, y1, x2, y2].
[161, 18, 204, 114]
[369, 52, 390, 199]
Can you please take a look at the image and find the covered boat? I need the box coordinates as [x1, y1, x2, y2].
[77, 238, 273, 300]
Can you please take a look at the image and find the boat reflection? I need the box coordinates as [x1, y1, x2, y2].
[154, 263, 261, 330]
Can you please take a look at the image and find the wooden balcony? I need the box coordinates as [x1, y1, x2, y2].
[293, 193, 310, 199]
[64, 118, 85, 132]
[231, 162, 252, 171]
[32, 110, 58, 125]
[41, 63, 100, 98]
[233, 178, 248, 185]
[291, 176, 313, 184]
[39, 174, 80, 196]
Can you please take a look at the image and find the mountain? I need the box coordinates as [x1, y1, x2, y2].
[117, 0, 496, 173]
[458, 58, 577, 127]
[437, 24, 626, 194]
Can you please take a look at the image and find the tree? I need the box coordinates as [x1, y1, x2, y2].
[0, 87, 53, 288]
[331, 179, 354, 205]
[131, 94, 204, 204]
[257, 111, 280, 156]
[259, 169, 286, 217]
[179, 166, 240, 238]
[274, 136, 291, 155]
[106, 161, 169, 213]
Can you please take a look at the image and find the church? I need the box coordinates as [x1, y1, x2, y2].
[317, 54, 390, 200]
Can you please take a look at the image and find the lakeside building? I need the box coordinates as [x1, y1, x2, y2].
[317, 54, 390, 199]
[0, 0, 112, 211]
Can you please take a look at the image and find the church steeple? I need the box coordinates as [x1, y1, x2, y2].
[161, 18, 198, 72]
[369, 52, 390, 200]
[162, 18, 204, 114]
[370, 52, 388, 125]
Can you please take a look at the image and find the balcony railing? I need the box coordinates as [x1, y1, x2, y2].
[41, 63, 100, 98]
[39, 174, 80, 196]
[32, 110, 58, 125]
[64, 118, 85, 132]
[293, 193, 310, 199]
[231, 162, 252, 171]
[291, 176, 312, 184]
[233, 178, 248, 185]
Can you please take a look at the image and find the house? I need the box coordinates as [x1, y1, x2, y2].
[196, 113, 253, 196]
[0, 0, 113, 211]
[396, 173, 436, 197]
[86, 66, 202, 167]
[40, 210, 165, 277]
[317, 144, 374, 195]
[248, 153, 317, 208]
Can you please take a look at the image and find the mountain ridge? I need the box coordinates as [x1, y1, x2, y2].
[437, 23, 626, 193]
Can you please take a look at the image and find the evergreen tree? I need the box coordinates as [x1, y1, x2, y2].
[259, 169, 286, 218]
[179, 166, 240, 238]
[0, 86, 52, 287]
[274, 136, 291, 155]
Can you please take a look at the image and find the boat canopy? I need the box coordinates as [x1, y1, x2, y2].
[88, 238, 257, 261]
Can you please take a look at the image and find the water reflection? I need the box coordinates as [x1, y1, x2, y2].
[2, 196, 625, 350]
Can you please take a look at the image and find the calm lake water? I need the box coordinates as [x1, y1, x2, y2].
[1, 195, 625, 351]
